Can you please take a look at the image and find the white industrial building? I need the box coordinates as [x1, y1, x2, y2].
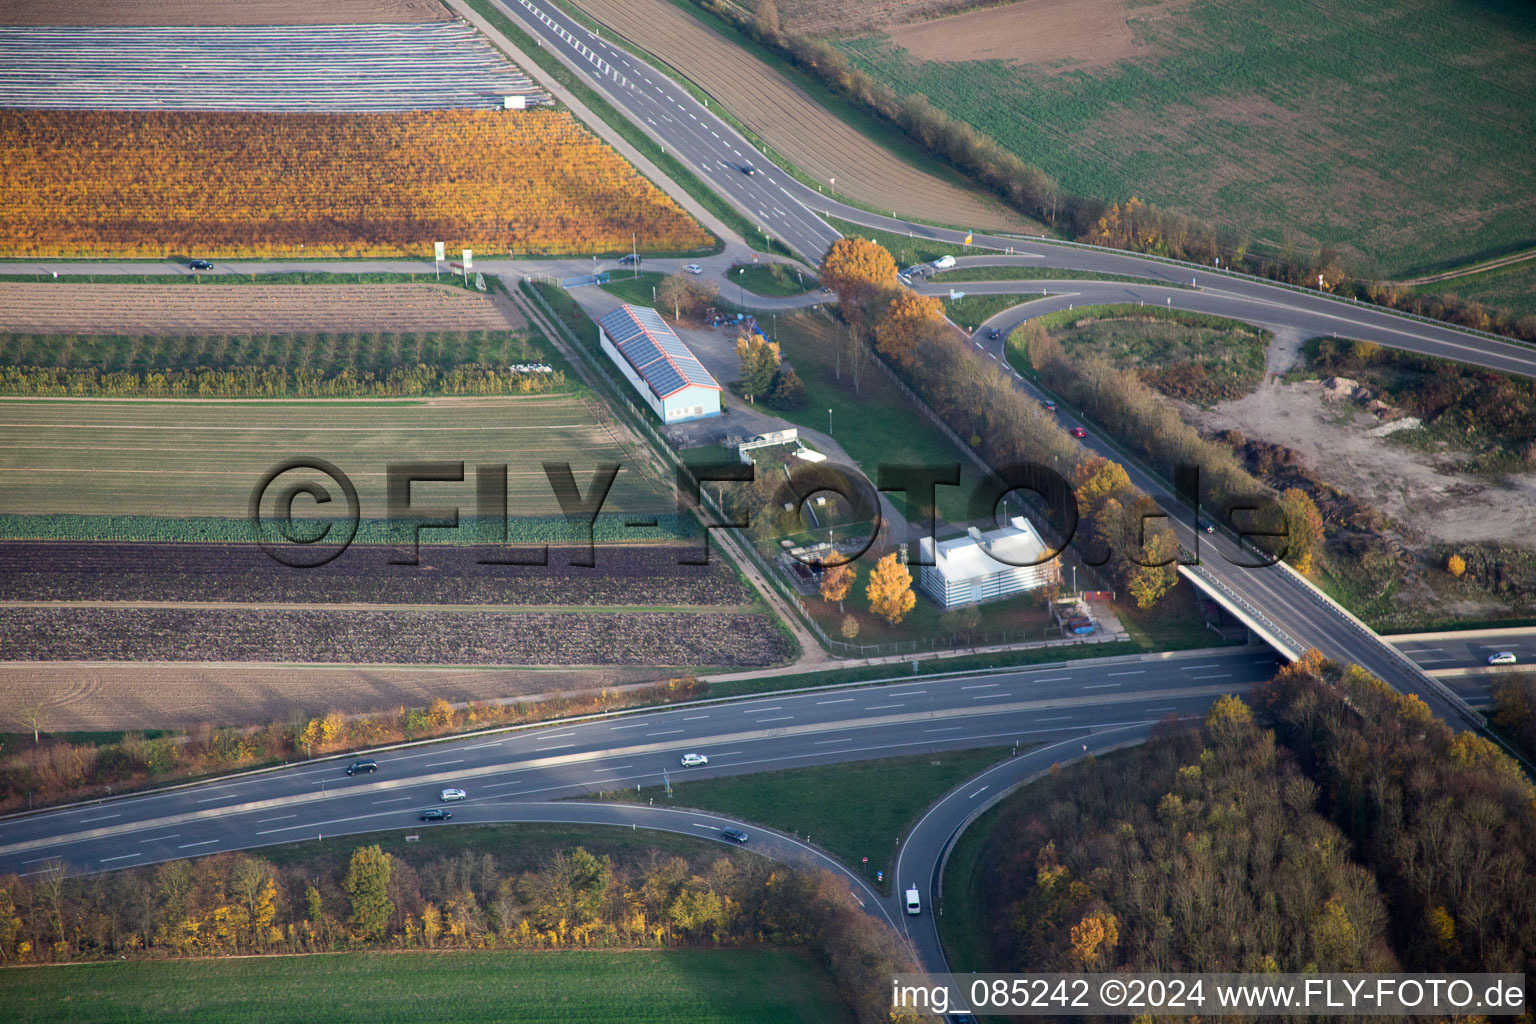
[917, 516, 1059, 608]
[598, 304, 721, 423]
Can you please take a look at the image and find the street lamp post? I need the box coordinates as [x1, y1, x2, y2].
[827, 408, 833, 434]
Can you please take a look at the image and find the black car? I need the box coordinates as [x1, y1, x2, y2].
[345, 759, 378, 776]
[720, 827, 749, 844]
[986, 327, 1001, 340]
[1198, 519, 1217, 534]
[741, 163, 757, 175]
[419, 808, 452, 822]
[188, 259, 214, 270]
[617, 253, 641, 265]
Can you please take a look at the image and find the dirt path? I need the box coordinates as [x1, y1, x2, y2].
[1388, 248, 1536, 286]
[569, 0, 1036, 233]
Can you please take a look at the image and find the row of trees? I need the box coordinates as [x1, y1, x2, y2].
[0, 363, 567, 399]
[2, 680, 705, 813]
[0, 842, 924, 1023]
[980, 655, 1536, 980]
[719, 2, 1536, 344]
[1490, 675, 1536, 764]
[818, 553, 916, 625]
[818, 236, 1182, 608]
[0, 109, 712, 257]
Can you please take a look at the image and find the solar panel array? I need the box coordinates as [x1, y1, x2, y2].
[598, 305, 721, 401]
[0, 24, 546, 112]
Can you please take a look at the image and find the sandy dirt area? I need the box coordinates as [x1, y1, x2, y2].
[570, 0, 1036, 232]
[0, 284, 525, 334]
[0, 663, 657, 730]
[0, 0, 451, 25]
[886, 0, 1188, 72]
[1195, 380, 1536, 549]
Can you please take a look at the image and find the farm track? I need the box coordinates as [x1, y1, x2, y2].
[568, 0, 1035, 232]
[0, 284, 526, 335]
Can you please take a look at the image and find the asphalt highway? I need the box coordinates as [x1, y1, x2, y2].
[0, 648, 1281, 876]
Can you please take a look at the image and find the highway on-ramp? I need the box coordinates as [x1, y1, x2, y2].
[0, 648, 1280, 877]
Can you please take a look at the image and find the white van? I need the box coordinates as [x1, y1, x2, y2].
[905, 886, 921, 915]
[930, 254, 956, 270]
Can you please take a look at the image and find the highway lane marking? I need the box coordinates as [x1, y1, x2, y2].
[815, 738, 853, 745]
[1032, 676, 1072, 682]
[592, 765, 633, 772]
[423, 759, 463, 768]
[1147, 707, 1177, 712]
[971, 693, 1011, 700]
[255, 814, 296, 824]
[609, 723, 645, 730]
[925, 726, 963, 733]
[140, 834, 179, 843]
[542, 733, 576, 739]
[21, 855, 60, 864]
[78, 814, 120, 823]
[100, 852, 141, 863]
[1180, 663, 1224, 670]
[968, 785, 989, 799]
[742, 705, 782, 711]
[756, 716, 794, 723]
[865, 703, 904, 711]
[535, 743, 575, 751]
[178, 840, 219, 849]
[815, 698, 854, 705]
[1036, 715, 1073, 722]
[889, 690, 926, 696]
[682, 714, 709, 720]
[961, 683, 999, 690]
[196, 794, 233, 803]
[1108, 670, 1146, 676]
[1399, 647, 1444, 652]
[646, 729, 684, 737]
[371, 797, 411, 805]
[1189, 673, 1232, 680]
[463, 741, 504, 750]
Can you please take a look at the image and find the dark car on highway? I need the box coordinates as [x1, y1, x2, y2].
[345, 759, 378, 776]
[741, 163, 757, 175]
[419, 808, 452, 822]
[188, 259, 214, 270]
[1041, 399, 1057, 411]
[721, 827, 749, 844]
[986, 327, 1001, 340]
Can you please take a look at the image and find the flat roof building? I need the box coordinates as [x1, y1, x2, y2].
[917, 516, 1059, 608]
[597, 304, 721, 423]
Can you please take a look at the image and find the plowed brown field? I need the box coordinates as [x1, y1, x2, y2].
[570, 0, 1036, 232]
[0, 284, 524, 335]
[0, 0, 451, 25]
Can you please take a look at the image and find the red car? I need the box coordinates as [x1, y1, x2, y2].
[1069, 426, 1088, 439]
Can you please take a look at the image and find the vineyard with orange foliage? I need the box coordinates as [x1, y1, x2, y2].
[0, 109, 713, 257]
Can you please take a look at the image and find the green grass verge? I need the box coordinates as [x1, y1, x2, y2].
[2, 948, 848, 1024]
[462, 0, 779, 259]
[828, 216, 975, 265]
[590, 747, 1017, 889]
[937, 785, 1010, 973]
[939, 291, 1043, 332]
[599, 270, 668, 306]
[932, 265, 1180, 286]
[732, 262, 815, 297]
[1405, 260, 1536, 322]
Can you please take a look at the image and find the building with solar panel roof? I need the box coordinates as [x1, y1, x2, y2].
[597, 304, 723, 423]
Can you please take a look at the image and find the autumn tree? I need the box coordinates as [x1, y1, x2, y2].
[1073, 457, 1133, 521]
[840, 614, 860, 640]
[764, 366, 807, 410]
[735, 332, 780, 401]
[1278, 488, 1325, 574]
[866, 552, 916, 625]
[818, 237, 898, 320]
[1069, 910, 1119, 969]
[343, 845, 395, 941]
[657, 271, 716, 321]
[1446, 552, 1466, 577]
[754, 0, 780, 39]
[819, 560, 855, 610]
[873, 289, 945, 368]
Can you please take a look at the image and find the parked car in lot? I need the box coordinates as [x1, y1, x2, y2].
[720, 827, 749, 844]
[684, 263, 702, 274]
[188, 259, 214, 270]
[419, 808, 452, 822]
[345, 759, 378, 776]
[1488, 651, 1518, 665]
[1069, 426, 1088, 439]
[617, 253, 641, 265]
[680, 753, 709, 767]
[440, 788, 467, 802]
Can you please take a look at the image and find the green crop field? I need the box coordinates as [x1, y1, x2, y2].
[1407, 261, 1536, 321]
[3, 949, 850, 1024]
[837, 0, 1536, 278]
[0, 397, 669, 524]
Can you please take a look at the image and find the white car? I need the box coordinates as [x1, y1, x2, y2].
[439, 788, 467, 802]
[905, 886, 921, 915]
[684, 264, 703, 275]
[680, 753, 708, 767]
[1487, 651, 1517, 666]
